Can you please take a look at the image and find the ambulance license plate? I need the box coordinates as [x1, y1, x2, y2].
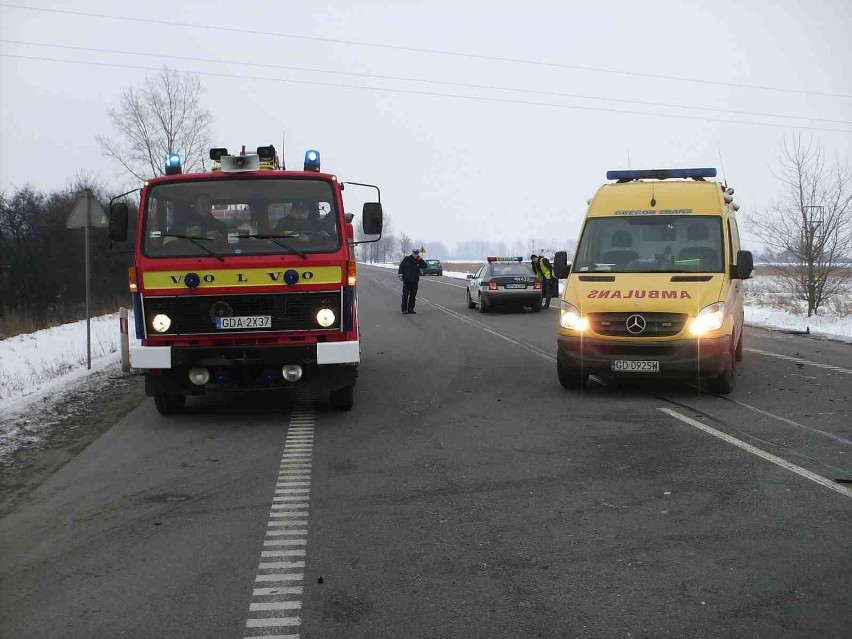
[504, 283, 527, 289]
[611, 360, 659, 372]
[216, 315, 271, 329]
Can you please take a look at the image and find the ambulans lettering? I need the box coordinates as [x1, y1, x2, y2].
[587, 289, 692, 299]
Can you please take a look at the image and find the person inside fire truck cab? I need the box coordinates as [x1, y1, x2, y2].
[185, 193, 228, 240]
[273, 200, 319, 240]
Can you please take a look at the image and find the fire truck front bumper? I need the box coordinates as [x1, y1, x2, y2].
[133, 341, 360, 394]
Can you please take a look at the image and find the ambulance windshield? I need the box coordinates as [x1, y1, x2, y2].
[142, 178, 341, 258]
[573, 216, 725, 273]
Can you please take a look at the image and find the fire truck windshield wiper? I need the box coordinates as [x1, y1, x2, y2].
[248, 234, 308, 259]
[158, 234, 225, 262]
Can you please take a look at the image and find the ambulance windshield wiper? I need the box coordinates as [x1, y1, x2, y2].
[247, 234, 308, 259]
[159, 234, 225, 262]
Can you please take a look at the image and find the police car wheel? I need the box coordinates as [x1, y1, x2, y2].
[478, 293, 489, 313]
[329, 385, 354, 411]
[153, 391, 186, 415]
[466, 290, 476, 309]
[557, 359, 587, 389]
[530, 301, 542, 313]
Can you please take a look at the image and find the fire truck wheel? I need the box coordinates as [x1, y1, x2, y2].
[329, 385, 354, 411]
[154, 391, 186, 415]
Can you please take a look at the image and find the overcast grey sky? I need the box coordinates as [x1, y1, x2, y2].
[1, 0, 850, 249]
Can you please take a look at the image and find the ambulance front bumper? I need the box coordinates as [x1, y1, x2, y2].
[557, 335, 731, 378]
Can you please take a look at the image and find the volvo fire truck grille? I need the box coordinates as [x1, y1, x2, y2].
[143, 291, 342, 336]
[588, 312, 688, 337]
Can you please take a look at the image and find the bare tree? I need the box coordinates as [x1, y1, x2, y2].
[750, 135, 852, 316]
[398, 233, 412, 257]
[98, 67, 213, 181]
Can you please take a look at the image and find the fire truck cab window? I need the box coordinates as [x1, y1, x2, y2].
[143, 179, 340, 257]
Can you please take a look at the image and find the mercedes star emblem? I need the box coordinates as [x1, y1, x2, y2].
[625, 314, 646, 334]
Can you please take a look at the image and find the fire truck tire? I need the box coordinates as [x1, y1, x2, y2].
[154, 391, 186, 415]
[329, 385, 354, 411]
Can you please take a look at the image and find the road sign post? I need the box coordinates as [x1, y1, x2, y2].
[67, 189, 108, 370]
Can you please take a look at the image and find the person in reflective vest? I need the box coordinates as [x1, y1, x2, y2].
[531, 254, 556, 309]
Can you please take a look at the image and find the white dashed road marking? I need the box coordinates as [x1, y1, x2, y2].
[660, 407, 852, 500]
[244, 389, 315, 638]
[745, 347, 852, 375]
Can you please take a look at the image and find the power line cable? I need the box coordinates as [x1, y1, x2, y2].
[1, 2, 850, 100]
[3, 53, 851, 134]
[2, 39, 849, 126]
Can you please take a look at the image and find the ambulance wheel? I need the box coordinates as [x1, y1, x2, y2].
[708, 349, 736, 395]
[478, 293, 489, 313]
[735, 333, 743, 362]
[466, 290, 476, 309]
[330, 385, 354, 411]
[153, 391, 186, 415]
[557, 359, 587, 389]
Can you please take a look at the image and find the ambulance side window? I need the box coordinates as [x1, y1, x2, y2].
[728, 218, 741, 264]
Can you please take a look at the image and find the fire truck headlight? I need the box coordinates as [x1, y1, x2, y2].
[151, 313, 172, 333]
[689, 302, 726, 335]
[188, 367, 210, 385]
[559, 301, 588, 331]
[316, 308, 336, 327]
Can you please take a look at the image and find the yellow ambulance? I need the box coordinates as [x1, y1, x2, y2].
[553, 168, 753, 393]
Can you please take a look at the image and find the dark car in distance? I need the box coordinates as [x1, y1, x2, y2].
[421, 259, 443, 276]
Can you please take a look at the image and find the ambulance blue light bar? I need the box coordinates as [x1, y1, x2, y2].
[606, 168, 717, 181]
[164, 153, 182, 175]
[304, 149, 321, 172]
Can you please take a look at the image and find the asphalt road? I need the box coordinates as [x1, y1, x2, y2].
[1, 264, 850, 638]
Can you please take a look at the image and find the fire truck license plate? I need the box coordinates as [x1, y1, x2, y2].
[216, 315, 271, 329]
[611, 360, 659, 372]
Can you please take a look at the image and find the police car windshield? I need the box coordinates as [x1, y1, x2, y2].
[491, 263, 534, 275]
[142, 178, 341, 258]
[574, 216, 725, 273]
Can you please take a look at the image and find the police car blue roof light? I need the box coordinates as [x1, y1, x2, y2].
[606, 168, 717, 182]
[304, 149, 321, 172]
[164, 153, 182, 175]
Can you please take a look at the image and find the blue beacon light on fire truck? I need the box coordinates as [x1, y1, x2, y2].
[164, 153, 182, 175]
[304, 150, 321, 172]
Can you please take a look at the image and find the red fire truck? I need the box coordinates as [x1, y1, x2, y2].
[109, 145, 383, 414]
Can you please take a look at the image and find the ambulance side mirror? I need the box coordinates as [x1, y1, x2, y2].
[362, 202, 383, 236]
[554, 251, 571, 278]
[110, 202, 129, 242]
[734, 250, 754, 280]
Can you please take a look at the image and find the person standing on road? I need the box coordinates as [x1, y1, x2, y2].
[531, 254, 557, 309]
[398, 248, 428, 314]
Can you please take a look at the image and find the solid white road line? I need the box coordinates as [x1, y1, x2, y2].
[723, 398, 852, 446]
[246, 617, 300, 627]
[659, 408, 852, 500]
[253, 587, 303, 596]
[745, 348, 852, 375]
[250, 601, 302, 611]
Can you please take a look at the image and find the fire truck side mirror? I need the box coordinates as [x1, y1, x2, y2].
[554, 251, 571, 278]
[362, 202, 383, 235]
[110, 202, 129, 242]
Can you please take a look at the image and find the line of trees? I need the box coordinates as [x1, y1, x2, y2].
[0, 180, 136, 336]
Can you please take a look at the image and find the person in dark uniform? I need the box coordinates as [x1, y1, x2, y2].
[398, 247, 428, 314]
[186, 193, 228, 239]
[273, 200, 318, 240]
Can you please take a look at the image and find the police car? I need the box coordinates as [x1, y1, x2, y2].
[465, 257, 542, 313]
[421, 259, 443, 276]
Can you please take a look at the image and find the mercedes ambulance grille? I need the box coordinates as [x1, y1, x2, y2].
[588, 312, 688, 337]
[143, 291, 342, 335]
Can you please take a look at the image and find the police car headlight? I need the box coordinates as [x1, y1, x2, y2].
[559, 301, 588, 331]
[316, 308, 336, 327]
[689, 302, 726, 335]
[150, 313, 172, 333]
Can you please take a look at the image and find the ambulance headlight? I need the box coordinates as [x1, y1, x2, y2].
[150, 313, 172, 333]
[316, 308, 336, 327]
[689, 302, 726, 335]
[559, 301, 588, 331]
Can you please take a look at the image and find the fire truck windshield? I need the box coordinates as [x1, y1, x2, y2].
[142, 178, 341, 258]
